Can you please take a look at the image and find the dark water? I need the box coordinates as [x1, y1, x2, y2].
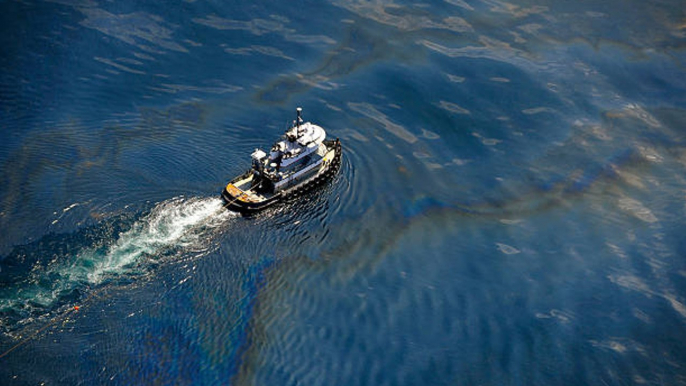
[2, 0, 686, 384]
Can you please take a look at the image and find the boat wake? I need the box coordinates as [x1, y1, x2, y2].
[0, 196, 235, 333]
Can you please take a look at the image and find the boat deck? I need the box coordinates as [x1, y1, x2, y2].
[227, 175, 272, 203]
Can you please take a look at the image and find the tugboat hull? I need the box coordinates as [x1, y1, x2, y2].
[222, 139, 342, 214]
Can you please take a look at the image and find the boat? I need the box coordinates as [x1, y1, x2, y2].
[221, 107, 342, 213]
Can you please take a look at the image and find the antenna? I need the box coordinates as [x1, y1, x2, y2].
[296, 107, 303, 127]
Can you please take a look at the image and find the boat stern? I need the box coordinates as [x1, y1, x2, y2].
[221, 181, 279, 213]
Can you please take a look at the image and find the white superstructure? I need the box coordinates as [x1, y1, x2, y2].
[251, 108, 329, 192]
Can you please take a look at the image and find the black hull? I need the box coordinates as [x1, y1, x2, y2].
[220, 188, 281, 213]
[222, 139, 342, 214]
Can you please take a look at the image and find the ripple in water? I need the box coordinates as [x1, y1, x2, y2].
[0, 196, 235, 332]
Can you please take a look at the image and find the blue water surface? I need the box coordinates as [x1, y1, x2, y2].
[2, 0, 686, 384]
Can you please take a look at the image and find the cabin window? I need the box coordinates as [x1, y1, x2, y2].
[282, 155, 312, 171]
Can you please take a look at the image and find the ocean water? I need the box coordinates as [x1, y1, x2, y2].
[1, 0, 686, 384]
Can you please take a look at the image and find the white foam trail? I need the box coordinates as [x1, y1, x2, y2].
[1, 196, 234, 315]
[74, 196, 232, 284]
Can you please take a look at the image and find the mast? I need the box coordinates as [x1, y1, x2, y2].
[296, 107, 303, 127]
